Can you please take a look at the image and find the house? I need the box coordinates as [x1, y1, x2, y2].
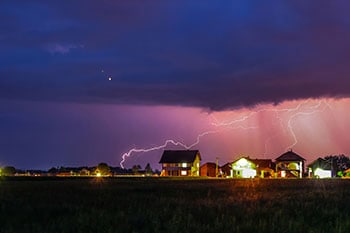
[251, 159, 275, 178]
[231, 157, 275, 178]
[159, 150, 201, 176]
[231, 157, 257, 178]
[275, 150, 305, 178]
[308, 158, 333, 178]
[220, 163, 232, 177]
[343, 168, 350, 178]
[200, 162, 217, 177]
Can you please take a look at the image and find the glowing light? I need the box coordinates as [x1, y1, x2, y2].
[96, 172, 102, 177]
[181, 170, 187, 176]
[108, 77, 112, 81]
[182, 163, 187, 168]
[314, 168, 332, 178]
[281, 171, 286, 178]
[237, 158, 249, 167]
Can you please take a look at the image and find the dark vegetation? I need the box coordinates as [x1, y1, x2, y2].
[0, 177, 349, 233]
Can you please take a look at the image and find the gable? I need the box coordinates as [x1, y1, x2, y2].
[275, 150, 305, 161]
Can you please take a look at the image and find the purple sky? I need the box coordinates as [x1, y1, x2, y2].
[1, 1, 350, 169]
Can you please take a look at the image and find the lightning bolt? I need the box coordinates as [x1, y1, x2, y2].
[120, 130, 221, 168]
[119, 98, 331, 168]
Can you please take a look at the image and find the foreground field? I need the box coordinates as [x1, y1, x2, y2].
[0, 177, 349, 233]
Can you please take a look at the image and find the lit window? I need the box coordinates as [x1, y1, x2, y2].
[197, 163, 199, 168]
[182, 163, 187, 168]
[181, 170, 187, 176]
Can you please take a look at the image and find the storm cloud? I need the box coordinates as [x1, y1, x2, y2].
[2, 0, 350, 110]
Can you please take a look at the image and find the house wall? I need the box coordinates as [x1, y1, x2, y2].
[191, 154, 201, 176]
[200, 163, 216, 177]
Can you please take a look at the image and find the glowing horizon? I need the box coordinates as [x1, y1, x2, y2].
[120, 97, 350, 168]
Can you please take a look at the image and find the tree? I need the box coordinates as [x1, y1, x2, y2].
[48, 167, 58, 174]
[2, 166, 16, 176]
[324, 155, 350, 176]
[145, 163, 153, 176]
[96, 163, 110, 176]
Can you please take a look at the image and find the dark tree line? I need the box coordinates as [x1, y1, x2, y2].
[0, 162, 157, 176]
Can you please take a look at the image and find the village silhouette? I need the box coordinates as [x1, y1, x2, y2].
[1, 150, 350, 179]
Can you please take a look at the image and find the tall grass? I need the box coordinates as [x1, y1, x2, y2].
[0, 177, 349, 233]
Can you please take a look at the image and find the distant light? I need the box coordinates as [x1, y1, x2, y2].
[108, 77, 112, 81]
[96, 172, 102, 177]
[182, 163, 187, 168]
[181, 170, 187, 176]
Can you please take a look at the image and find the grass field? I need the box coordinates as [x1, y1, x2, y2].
[0, 177, 349, 233]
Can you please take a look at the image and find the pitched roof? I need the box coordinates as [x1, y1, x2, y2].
[159, 150, 201, 163]
[308, 158, 332, 170]
[275, 150, 305, 161]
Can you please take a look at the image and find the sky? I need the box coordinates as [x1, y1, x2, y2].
[1, 1, 350, 170]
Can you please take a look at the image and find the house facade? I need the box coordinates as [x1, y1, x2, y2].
[232, 157, 257, 178]
[275, 150, 305, 178]
[231, 157, 275, 178]
[159, 150, 201, 176]
[251, 159, 275, 178]
[200, 162, 217, 177]
[308, 158, 333, 178]
[220, 163, 232, 178]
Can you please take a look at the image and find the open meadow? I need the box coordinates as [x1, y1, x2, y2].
[0, 177, 349, 233]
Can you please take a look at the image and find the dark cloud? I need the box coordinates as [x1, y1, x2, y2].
[1, 0, 350, 110]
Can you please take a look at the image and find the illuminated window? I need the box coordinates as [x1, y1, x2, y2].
[197, 163, 199, 168]
[181, 170, 187, 176]
[182, 163, 187, 168]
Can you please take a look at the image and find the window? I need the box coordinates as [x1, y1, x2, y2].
[181, 170, 187, 176]
[182, 163, 187, 168]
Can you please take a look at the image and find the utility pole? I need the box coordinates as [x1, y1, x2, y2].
[216, 157, 219, 178]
